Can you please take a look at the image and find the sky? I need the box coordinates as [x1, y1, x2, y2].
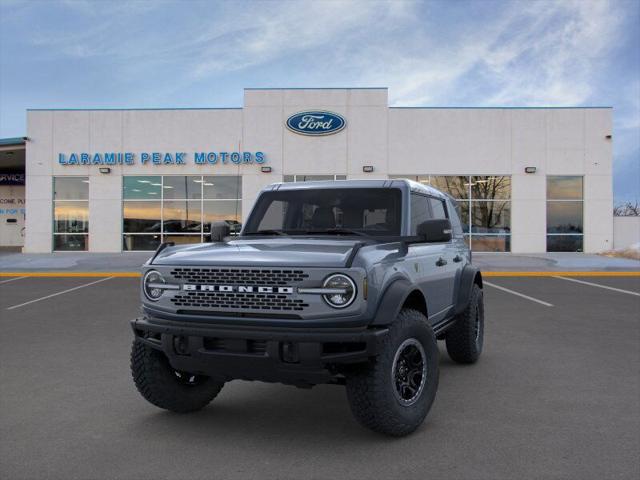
[0, 0, 638, 203]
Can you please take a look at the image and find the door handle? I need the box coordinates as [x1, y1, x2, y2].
[436, 257, 447, 267]
[453, 255, 463, 263]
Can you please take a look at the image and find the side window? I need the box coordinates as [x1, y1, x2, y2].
[447, 199, 464, 236]
[410, 193, 431, 234]
[429, 197, 447, 219]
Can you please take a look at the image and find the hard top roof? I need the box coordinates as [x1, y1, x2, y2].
[263, 178, 448, 199]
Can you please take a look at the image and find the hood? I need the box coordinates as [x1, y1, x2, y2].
[150, 238, 362, 268]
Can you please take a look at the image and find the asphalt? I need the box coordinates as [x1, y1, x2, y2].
[0, 276, 639, 480]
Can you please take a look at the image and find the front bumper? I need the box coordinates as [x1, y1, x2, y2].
[131, 316, 388, 386]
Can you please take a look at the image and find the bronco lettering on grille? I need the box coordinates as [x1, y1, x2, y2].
[182, 285, 294, 294]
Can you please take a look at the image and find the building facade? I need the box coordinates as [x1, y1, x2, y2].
[22, 88, 613, 253]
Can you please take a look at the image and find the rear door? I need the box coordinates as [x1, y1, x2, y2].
[406, 193, 450, 322]
[427, 196, 458, 316]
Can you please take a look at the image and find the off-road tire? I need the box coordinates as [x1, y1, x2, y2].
[445, 284, 484, 364]
[345, 309, 439, 436]
[131, 340, 224, 413]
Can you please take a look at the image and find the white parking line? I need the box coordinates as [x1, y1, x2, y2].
[484, 281, 554, 307]
[6, 277, 114, 310]
[553, 276, 640, 297]
[0, 276, 27, 285]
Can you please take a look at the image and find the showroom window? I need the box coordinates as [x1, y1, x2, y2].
[53, 177, 89, 251]
[546, 176, 583, 252]
[283, 175, 347, 182]
[122, 176, 242, 251]
[391, 175, 511, 251]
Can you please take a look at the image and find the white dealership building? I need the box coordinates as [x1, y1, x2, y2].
[1, 88, 615, 253]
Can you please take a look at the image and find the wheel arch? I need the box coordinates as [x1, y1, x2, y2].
[454, 265, 483, 315]
[371, 279, 428, 326]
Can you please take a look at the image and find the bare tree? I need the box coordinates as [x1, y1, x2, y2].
[613, 201, 640, 216]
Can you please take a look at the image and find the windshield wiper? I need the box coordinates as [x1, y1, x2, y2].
[243, 229, 288, 236]
[300, 228, 371, 237]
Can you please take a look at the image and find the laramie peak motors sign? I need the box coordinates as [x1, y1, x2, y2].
[286, 111, 346, 136]
[57, 151, 266, 166]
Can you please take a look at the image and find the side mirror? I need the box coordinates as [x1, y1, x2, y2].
[210, 221, 231, 242]
[417, 219, 452, 243]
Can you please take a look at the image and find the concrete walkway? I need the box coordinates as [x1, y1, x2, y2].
[1, 250, 638, 273]
[472, 252, 640, 272]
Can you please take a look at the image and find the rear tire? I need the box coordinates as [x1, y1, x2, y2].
[345, 309, 439, 436]
[131, 340, 224, 413]
[445, 284, 484, 364]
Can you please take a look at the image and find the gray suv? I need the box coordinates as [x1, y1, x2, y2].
[130, 179, 484, 436]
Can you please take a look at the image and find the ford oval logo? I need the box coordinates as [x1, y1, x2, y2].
[286, 111, 346, 136]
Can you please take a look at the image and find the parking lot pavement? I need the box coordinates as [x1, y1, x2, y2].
[1, 277, 638, 480]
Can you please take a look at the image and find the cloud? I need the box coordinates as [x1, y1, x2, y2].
[367, 0, 625, 107]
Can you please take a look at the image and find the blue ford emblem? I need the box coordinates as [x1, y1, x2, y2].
[286, 111, 346, 136]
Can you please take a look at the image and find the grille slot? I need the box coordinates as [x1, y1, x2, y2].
[170, 268, 308, 286]
[202, 338, 267, 356]
[171, 292, 309, 311]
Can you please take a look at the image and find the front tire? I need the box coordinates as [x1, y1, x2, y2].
[131, 341, 224, 413]
[445, 284, 484, 364]
[345, 309, 439, 436]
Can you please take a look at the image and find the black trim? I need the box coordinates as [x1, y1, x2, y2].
[371, 278, 414, 326]
[131, 316, 389, 386]
[345, 241, 365, 267]
[454, 265, 482, 315]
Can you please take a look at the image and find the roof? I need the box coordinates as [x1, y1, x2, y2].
[0, 137, 26, 147]
[264, 178, 447, 199]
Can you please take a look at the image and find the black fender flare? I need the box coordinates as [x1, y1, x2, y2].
[371, 278, 421, 326]
[454, 265, 483, 315]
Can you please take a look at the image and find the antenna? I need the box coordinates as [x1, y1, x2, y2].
[235, 140, 241, 223]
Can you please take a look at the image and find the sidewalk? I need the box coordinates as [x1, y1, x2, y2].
[1, 251, 638, 273]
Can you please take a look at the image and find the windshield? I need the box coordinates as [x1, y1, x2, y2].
[243, 188, 402, 236]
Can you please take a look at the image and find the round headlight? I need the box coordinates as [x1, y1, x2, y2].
[322, 274, 356, 308]
[143, 270, 165, 301]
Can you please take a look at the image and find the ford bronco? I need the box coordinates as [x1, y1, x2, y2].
[130, 179, 484, 436]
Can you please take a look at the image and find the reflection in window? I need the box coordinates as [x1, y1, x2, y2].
[54, 177, 89, 200]
[162, 176, 202, 200]
[203, 176, 242, 199]
[391, 175, 511, 251]
[547, 176, 583, 200]
[471, 235, 511, 252]
[546, 235, 583, 252]
[162, 200, 202, 233]
[470, 176, 511, 200]
[471, 201, 510, 233]
[123, 201, 161, 232]
[53, 177, 89, 251]
[123, 234, 160, 251]
[54, 201, 89, 233]
[123, 176, 161, 199]
[547, 176, 583, 252]
[425, 176, 469, 199]
[202, 201, 241, 232]
[547, 202, 583, 233]
[122, 176, 242, 250]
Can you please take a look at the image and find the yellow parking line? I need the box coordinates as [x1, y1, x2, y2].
[483, 271, 640, 277]
[0, 272, 141, 277]
[0, 271, 638, 278]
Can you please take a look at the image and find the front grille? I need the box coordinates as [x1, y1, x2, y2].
[171, 292, 309, 311]
[170, 268, 309, 286]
